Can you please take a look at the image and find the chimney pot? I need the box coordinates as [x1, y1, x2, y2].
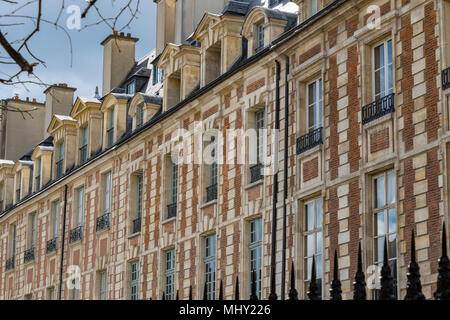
[59, 83, 67, 87]
[14, 95, 19, 100]
[26, 97, 29, 101]
[32, 98, 36, 102]
[113, 30, 118, 36]
[127, 33, 131, 38]
[120, 32, 124, 36]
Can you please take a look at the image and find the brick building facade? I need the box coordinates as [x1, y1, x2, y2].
[0, 0, 449, 300]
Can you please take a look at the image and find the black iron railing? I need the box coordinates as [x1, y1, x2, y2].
[167, 203, 177, 219]
[80, 145, 88, 164]
[132, 217, 141, 234]
[46, 237, 58, 254]
[250, 163, 263, 183]
[206, 184, 218, 202]
[96, 213, 110, 232]
[24, 247, 35, 263]
[362, 93, 395, 124]
[443, 67, 450, 90]
[296, 127, 323, 155]
[70, 226, 83, 243]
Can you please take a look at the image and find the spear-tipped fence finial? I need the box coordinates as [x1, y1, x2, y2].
[176, 290, 179, 300]
[189, 285, 192, 300]
[405, 230, 425, 300]
[250, 270, 258, 300]
[307, 255, 321, 300]
[353, 242, 367, 300]
[162, 291, 165, 300]
[434, 222, 450, 300]
[218, 279, 223, 300]
[379, 237, 396, 300]
[235, 276, 240, 300]
[288, 261, 298, 300]
[330, 249, 342, 300]
[203, 281, 208, 300]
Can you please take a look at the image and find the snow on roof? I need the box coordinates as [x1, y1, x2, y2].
[79, 96, 101, 104]
[38, 146, 54, 152]
[55, 115, 76, 122]
[0, 160, 14, 166]
[18, 160, 34, 166]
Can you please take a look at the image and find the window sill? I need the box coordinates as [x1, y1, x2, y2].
[128, 231, 141, 239]
[295, 143, 321, 159]
[363, 111, 394, 129]
[162, 216, 176, 224]
[200, 199, 217, 209]
[244, 179, 263, 191]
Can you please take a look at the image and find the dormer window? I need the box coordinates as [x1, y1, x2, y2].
[136, 105, 144, 128]
[16, 171, 21, 202]
[107, 107, 115, 148]
[310, 0, 318, 15]
[256, 21, 265, 53]
[35, 157, 41, 191]
[56, 141, 64, 179]
[80, 125, 88, 164]
[127, 81, 136, 95]
[153, 65, 163, 85]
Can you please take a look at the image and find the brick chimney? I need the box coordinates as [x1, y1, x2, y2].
[101, 31, 139, 96]
[43, 83, 76, 138]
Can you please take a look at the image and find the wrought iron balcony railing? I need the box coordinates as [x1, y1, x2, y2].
[24, 247, 35, 263]
[80, 145, 88, 164]
[296, 127, 323, 155]
[206, 184, 218, 202]
[132, 217, 141, 234]
[443, 67, 450, 90]
[70, 225, 83, 243]
[96, 213, 110, 232]
[250, 163, 263, 183]
[362, 93, 395, 124]
[167, 203, 177, 219]
[5, 256, 14, 271]
[46, 237, 58, 254]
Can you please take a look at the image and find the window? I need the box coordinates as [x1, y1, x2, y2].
[47, 287, 55, 300]
[205, 135, 218, 202]
[56, 141, 64, 179]
[51, 200, 60, 239]
[132, 173, 143, 233]
[256, 21, 264, 52]
[9, 223, 16, 259]
[249, 218, 262, 299]
[372, 171, 397, 299]
[303, 198, 322, 298]
[80, 125, 88, 164]
[103, 172, 112, 216]
[75, 187, 84, 227]
[0, 183, 4, 211]
[307, 79, 323, 132]
[35, 157, 41, 191]
[167, 160, 178, 218]
[127, 81, 136, 95]
[71, 287, 79, 300]
[136, 105, 144, 128]
[130, 261, 140, 300]
[107, 107, 115, 148]
[373, 39, 393, 101]
[310, 0, 318, 15]
[153, 65, 163, 85]
[16, 171, 21, 202]
[255, 109, 265, 164]
[29, 212, 37, 249]
[98, 270, 107, 300]
[164, 249, 175, 300]
[204, 235, 216, 300]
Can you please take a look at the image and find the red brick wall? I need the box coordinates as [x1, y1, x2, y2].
[347, 44, 360, 172]
[298, 44, 321, 65]
[302, 157, 319, 183]
[370, 128, 389, 153]
[401, 14, 414, 152]
[329, 55, 339, 180]
[246, 78, 265, 95]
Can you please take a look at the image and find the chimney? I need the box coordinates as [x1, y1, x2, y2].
[101, 32, 139, 96]
[43, 83, 76, 138]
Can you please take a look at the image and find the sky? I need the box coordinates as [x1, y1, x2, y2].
[0, 0, 157, 102]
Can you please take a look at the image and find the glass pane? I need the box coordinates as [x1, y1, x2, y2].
[308, 83, 315, 106]
[306, 202, 314, 231]
[316, 254, 322, 278]
[307, 234, 314, 256]
[388, 233, 397, 259]
[387, 173, 395, 204]
[374, 70, 381, 99]
[316, 199, 322, 227]
[375, 236, 385, 263]
[375, 176, 385, 208]
[388, 64, 393, 94]
[388, 208, 396, 234]
[305, 257, 312, 280]
[379, 67, 385, 97]
[376, 211, 385, 236]
[387, 40, 392, 64]
[316, 232, 322, 254]
[308, 104, 314, 131]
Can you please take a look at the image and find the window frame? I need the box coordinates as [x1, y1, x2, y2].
[255, 21, 265, 52]
[249, 218, 262, 299]
[254, 109, 266, 164]
[204, 234, 216, 300]
[56, 140, 64, 178]
[130, 261, 140, 300]
[127, 81, 136, 95]
[51, 200, 60, 239]
[29, 212, 37, 249]
[35, 157, 41, 191]
[102, 171, 112, 216]
[107, 107, 115, 148]
[164, 249, 175, 300]
[371, 38, 393, 101]
[75, 186, 84, 228]
[98, 270, 107, 300]
[80, 125, 88, 164]
[306, 78, 323, 133]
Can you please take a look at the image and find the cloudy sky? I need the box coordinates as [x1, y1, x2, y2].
[0, 0, 156, 102]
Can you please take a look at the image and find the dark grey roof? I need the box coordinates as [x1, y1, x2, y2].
[141, 94, 162, 105]
[222, 0, 251, 16]
[259, 7, 298, 30]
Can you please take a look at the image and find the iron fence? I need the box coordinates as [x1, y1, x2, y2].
[46, 237, 57, 254]
[24, 247, 35, 263]
[70, 225, 83, 243]
[362, 93, 395, 124]
[96, 213, 110, 231]
[296, 127, 323, 155]
[206, 184, 218, 202]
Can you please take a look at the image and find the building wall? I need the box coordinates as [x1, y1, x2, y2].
[0, 0, 449, 300]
